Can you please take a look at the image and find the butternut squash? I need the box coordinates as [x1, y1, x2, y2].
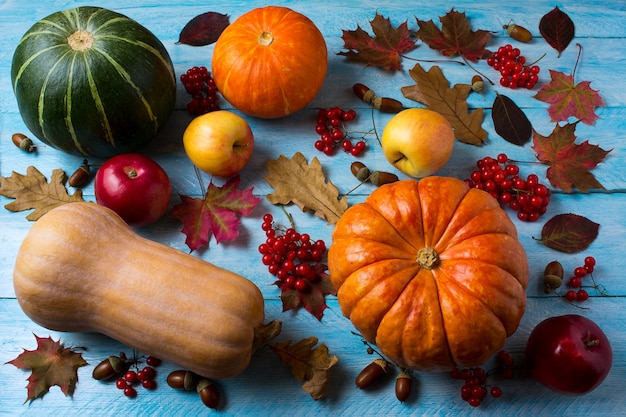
[13, 202, 277, 379]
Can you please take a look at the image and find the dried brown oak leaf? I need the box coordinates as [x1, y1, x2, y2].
[338, 11, 417, 71]
[402, 63, 487, 145]
[264, 152, 348, 224]
[415, 9, 492, 62]
[269, 336, 339, 400]
[0, 166, 85, 220]
[7, 334, 87, 403]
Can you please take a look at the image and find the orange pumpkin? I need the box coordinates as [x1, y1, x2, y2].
[328, 177, 529, 372]
[212, 6, 327, 119]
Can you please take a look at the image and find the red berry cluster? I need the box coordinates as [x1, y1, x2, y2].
[314, 107, 366, 156]
[451, 350, 514, 407]
[180, 66, 219, 115]
[258, 213, 327, 293]
[464, 154, 551, 222]
[487, 44, 540, 89]
[565, 256, 598, 303]
[116, 356, 161, 398]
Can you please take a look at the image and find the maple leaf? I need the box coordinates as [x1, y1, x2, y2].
[264, 152, 348, 224]
[401, 63, 487, 145]
[415, 9, 492, 62]
[171, 176, 261, 251]
[533, 69, 605, 125]
[269, 336, 339, 400]
[277, 266, 337, 321]
[532, 122, 611, 192]
[6, 334, 87, 402]
[0, 166, 85, 220]
[338, 11, 417, 71]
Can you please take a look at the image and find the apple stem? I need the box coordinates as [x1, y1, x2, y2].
[125, 167, 138, 179]
[585, 336, 600, 348]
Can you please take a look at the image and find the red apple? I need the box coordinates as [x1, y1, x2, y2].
[525, 314, 612, 394]
[94, 153, 172, 228]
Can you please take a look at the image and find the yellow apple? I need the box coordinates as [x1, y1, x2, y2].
[381, 108, 454, 178]
[183, 110, 254, 177]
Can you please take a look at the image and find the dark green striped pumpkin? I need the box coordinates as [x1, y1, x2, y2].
[11, 7, 176, 157]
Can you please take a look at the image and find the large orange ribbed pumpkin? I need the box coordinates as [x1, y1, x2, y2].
[328, 177, 529, 372]
[212, 6, 327, 119]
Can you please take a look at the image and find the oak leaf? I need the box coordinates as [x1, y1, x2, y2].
[264, 152, 348, 224]
[536, 213, 599, 253]
[0, 166, 85, 220]
[278, 265, 337, 321]
[415, 9, 492, 62]
[338, 12, 417, 71]
[533, 69, 605, 125]
[532, 122, 611, 192]
[269, 336, 339, 400]
[170, 176, 261, 251]
[401, 63, 487, 145]
[6, 334, 87, 402]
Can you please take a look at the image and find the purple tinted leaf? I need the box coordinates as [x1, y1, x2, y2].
[539, 6, 575, 56]
[537, 213, 599, 253]
[178, 12, 229, 46]
[492, 94, 532, 146]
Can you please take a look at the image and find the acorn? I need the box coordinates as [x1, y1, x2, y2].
[372, 96, 403, 113]
[355, 358, 388, 389]
[68, 159, 91, 188]
[471, 75, 485, 93]
[197, 378, 220, 409]
[395, 371, 413, 402]
[503, 23, 532, 43]
[543, 260, 564, 293]
[92, 353, 130, 380]
[12, 133, 36, 152]
[166, 370, 198, 391]
[353, 83, 376, 104]
[369, 170, 399, 187]
[350, 161, 371, 182]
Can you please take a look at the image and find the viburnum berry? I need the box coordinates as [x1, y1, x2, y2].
[313, 107, 367, 156]
[464, 154, 551, 221]
[487, 44, 541, 89]
[180, 66, 220, 115]
[258, 213, 328, 296]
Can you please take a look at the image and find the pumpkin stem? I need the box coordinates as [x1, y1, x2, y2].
[67, 30, 95, 52]
[258, 31, 274, 46]
[416, 247, 440, 270]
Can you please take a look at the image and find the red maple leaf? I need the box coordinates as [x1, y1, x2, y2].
[416, 9, 492, 62]
[7, 334, 87, 402]
[277, 265, 337, 321]
[533, 69, 605, 125]
[532, 122, 611, 192]
[338, 12, 416, 71]
[171, 176, 261, 251]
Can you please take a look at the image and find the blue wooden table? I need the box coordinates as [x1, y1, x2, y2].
[1, 1, 625, 416]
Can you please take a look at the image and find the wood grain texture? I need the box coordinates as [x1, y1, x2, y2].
[1, 1, 624, 416]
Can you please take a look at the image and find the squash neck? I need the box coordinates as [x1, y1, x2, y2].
[67, 30, 94, 52]
[258, 31, 274, 46]
[417, 247, 440, 270]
